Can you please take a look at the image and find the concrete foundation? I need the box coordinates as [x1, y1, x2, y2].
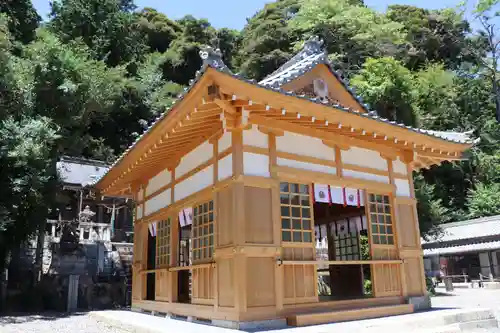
[211, 318, 287, 330]
[408, 295, 432, 311]
[485, 282, 500, 289]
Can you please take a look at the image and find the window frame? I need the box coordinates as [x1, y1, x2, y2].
[156, 218, 171, 268]
[334, 219, 361, 261]
[280, 182, 313, 243]
[192, 200, 215, 263]
[367, 193, 395, 245]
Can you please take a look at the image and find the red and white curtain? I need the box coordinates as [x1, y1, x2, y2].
[313, 184, 365, 207]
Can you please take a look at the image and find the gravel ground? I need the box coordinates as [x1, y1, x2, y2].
[2, 288, 500, 333]
[432, 287, 500, 309]
[0, 312, 132, 333]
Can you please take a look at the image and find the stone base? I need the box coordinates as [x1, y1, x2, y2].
[211, 318, 287, 330]
[408, 295, 431, 311]
[485, 282, 500, 289]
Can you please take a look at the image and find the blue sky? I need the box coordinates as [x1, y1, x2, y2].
[33, 0, 463, 29]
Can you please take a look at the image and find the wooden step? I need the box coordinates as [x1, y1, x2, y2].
[287, 303, 414, 327]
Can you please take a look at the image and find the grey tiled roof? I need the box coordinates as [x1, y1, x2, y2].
[259, 48, 327, 87]
[258, 36, 371, 113]
[423, 240, 500, 256]
[58, 156, 109, 187]
[422, 215, 500, 245]
[92, 40, 477, 188]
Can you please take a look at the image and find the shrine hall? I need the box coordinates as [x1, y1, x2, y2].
[94, 37, 477, 329]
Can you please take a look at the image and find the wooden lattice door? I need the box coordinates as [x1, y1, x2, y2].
[366, 193, 402, 297]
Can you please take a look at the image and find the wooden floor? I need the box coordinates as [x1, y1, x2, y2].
[287, 303, 414, 326]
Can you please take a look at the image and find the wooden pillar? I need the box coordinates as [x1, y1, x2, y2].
[210, 133, 221, 310]
[269, 132, 284, 312]
[168, 167, 177, 303]
[169, 212, 179, 303]
[391, 153, 428, 297]
[387, 157, 408, 298]
[407, 159, 428, 295]
[231, 129, 247, 313]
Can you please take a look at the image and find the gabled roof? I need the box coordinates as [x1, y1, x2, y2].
[93, 38, 478, 194]
[258, 36, 370, 113]
[422, 214, 500, 256]
[58, 156, 109, 187]
[423, 215, 500, 245]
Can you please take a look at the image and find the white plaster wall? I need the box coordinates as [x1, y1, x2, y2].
[176, 140, 213, 179]
[136, 205, 143, 219]
[175, 165, 213, 202]
[145, 188, 171, 217]
[137, 189, 143, 202]
[218, 131, 232, 153]
[393, 157, 408, 175]
[395, 179, 411, 197]
[145, 168, 171, 197]
[243, 152, 270, 177]
[243, 125, 268, 149]
[343, 169, 389, 184]
[276, 131, 334, 160]
[342, 147, 387, 171]
[218, 154, 233, 181]
[277, 158, 336, 175]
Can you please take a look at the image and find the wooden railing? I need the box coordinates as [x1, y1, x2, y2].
[138, 262, 216, 275]
[278, 259, 403, 266]
[46, 219, 112, 242]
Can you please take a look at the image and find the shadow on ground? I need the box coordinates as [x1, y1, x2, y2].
[0, 311, 88, 325]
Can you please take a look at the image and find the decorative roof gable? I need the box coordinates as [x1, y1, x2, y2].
[92, 40, 478, 192]
[258, 36, 371, 113]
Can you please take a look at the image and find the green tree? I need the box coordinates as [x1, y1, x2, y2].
[236, 0, 301, 80]
[0, 0, 40, 44]
[0, 16, 59, 277]
[161, 15, 218, 85]
[412, 63, 460, 130]
[49, 0, 147, 66]
[386, 5, 473, 70]
[414, 174, 450, 239]
[467, 182, 500, 218]
[20, 29, 126, 156]
[215, 28, 241, 70]
[136, 8, 182, 53]
[351, 57, 416, 125]
[463, 0, 500, 121]
[290, 0, 405, 76]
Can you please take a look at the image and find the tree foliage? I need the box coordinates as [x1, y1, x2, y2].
[290, 0, 405, 76]
[0, 0, 40, 44]
[386, 5, 473, 70]
[236, 0, 301, 80]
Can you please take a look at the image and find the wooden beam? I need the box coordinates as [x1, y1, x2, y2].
[214, 98, 239, 115]
[210, 68, 471, 153]
[250, 114, 406, 158]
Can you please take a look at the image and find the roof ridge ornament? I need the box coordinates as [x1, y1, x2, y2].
[303, 35, 324, 55]
[199, 46, 230, 73]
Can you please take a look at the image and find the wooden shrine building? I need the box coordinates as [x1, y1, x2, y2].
[94, 37, 477, 328]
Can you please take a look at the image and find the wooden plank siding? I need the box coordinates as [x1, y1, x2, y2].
[128, 124, 428, 323]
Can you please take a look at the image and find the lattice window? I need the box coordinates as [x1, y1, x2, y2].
[156, 219, 171, 267]
[368, 194, 394, 245]
[280, 182, 313, 243]
[192, 201, 214, 261]
[334, 220, 360, 261]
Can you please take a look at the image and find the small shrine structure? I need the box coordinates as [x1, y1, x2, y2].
[94, 37, 476, 328]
